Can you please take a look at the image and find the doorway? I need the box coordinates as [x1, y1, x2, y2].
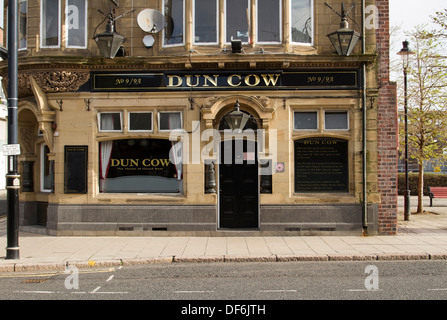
[219, 139, 259, 229]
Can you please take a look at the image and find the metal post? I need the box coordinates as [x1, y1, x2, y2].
[6, 0, 20, 260]
[403, 65, 411, 221]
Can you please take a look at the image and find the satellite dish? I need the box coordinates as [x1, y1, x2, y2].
[143, 35, 155, 48]
[137, 9, 165, 33]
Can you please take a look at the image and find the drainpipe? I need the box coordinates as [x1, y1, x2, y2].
[361, 0, 368, 234]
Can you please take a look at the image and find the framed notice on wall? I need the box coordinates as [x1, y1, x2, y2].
[64, 146, 88, 194]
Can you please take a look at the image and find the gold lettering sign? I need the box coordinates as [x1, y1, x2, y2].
[111, 159, 171, 167]
[166, 73, 281, 88]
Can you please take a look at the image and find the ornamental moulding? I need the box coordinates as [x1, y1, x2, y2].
[2, 71, 90, 98]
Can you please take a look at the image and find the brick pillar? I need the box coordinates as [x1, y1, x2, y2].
[375, 0, 398, 235]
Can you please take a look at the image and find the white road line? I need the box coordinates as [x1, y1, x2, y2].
[428, 288, 447, 291]
[174, 290, 214, 294]
[91, 286, 101, 293]
[16, 291, 55, 294]
[106, 275, 115, 282]
[345, 289, 382, 292]
[258, 290, 297, 293]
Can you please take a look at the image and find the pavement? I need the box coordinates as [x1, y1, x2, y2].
[1, 194, 447, 272]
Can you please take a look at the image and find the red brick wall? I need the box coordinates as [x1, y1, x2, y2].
[375, 0, 398, 234]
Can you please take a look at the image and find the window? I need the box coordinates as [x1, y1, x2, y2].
[257, 0, 281, 43]
[99, 139, 182, 193]
[194, 0, 218, 44]
[41, 0, 61, 48]
[226, 0, 250, 43]
[294, 111, 318, 130]
[129, 112, 153, 132]
[325, 111, 349, 130]
[159, 112, 182, 131]
[290, 0, 313, 44]
[19, 0, 27, 50]
[41, 144, 54, 192]
[66, 0, 87, 48]
[164, 0, 184, 46]
[98, 112, 122, 132]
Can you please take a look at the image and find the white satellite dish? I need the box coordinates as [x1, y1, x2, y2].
[143, 35, 155, 48]
[137, 9, 165, 33]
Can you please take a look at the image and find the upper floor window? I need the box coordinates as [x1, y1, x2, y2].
[41, 0, 61, 48]
[164, 0, 185, 46]
[291, 0, 313, 45]
[225, 0, 250, 43]
[19, 0, 27, 50]
[257, 0, 281, 43]
[193, 0, 218, 44]
[65, 0, 88, 48]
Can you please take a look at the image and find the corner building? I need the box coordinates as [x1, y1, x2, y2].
[1, 0, 398, 236]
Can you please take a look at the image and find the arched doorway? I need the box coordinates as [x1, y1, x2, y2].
[218, 107, 259, 229]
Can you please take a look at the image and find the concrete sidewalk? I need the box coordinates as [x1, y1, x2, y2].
[1, 196, 447, 272]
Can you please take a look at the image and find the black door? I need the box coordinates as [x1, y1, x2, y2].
[219, 140, 258, 228]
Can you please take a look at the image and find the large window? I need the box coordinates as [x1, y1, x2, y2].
[19, 0, 27, 50]
[99, 139, 182, 193]
[41, 0, 61, 48]
[257, 0, 281, 43]
[290, 0, 313, 44]
[66, 0, 87, 48]
[225, 0, 250, 43]
[164, 0, 184, 46]
[194, 0, 218, 44]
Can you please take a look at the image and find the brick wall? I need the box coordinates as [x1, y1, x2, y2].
[375, 0, 398, 235]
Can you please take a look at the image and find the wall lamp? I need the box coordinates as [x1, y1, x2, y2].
[326, 3, 360, 56]
[94, 8, 134, 58]
[222, 100, 251, 132]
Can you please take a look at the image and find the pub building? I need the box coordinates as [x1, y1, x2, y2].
[1, 0, 398, 236]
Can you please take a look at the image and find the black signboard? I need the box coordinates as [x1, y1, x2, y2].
[91, 70, 359, 92]
[64, 146, 88, 194]
[294, 138, 349, 193]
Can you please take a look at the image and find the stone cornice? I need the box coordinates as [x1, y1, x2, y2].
[0, 54, 376, 98]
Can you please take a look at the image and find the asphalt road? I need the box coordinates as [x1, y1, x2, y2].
[0, 260, 446, 302]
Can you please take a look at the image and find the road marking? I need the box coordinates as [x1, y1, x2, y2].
[428, 288, 447, 291]
[91, 286, 101, 293]
[258, 290, 297, 293]
[16, 290, 55, 294]
[106, 275, 114, 282]
[345, 289, 382, 292]
[174, 290, 214, 294]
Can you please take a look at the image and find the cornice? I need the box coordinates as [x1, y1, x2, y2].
[0, 54, 376, 98]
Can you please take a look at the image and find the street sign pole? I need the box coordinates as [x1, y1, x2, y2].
[6, 0, 20, 260]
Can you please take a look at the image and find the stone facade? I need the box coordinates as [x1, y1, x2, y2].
[1, 0, 397, 236]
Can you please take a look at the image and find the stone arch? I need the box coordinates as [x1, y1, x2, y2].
[201, 95, 275, 130]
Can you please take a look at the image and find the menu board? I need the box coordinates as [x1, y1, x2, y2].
[64, 146, 88, 194]
[294, 138, 348, 192]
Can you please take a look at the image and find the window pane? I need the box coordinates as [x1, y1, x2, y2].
[226, 0, 249, 43]
[159, 112, 182, 130]
[294, 112, 317, 130]
[164, 0, 184, 45]
[19, 0, 27, 50]
[194, 0, 217, 43]
[129, 112, 152, 131]
[257, 0, 280, 43]
[41, 0, 60, 47]
[291, 0, 312, 44]
[325, 111, 348, 130]
[100, 139, 182, 193]
[42, 145, 54, 191]
[99, 113, 122, 131]
[66, 0, 87, 48]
